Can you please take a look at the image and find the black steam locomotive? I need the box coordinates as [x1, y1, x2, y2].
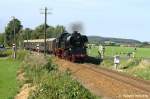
[55, 31, 88, 62]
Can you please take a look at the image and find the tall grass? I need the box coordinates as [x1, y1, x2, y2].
[20, 55, 99, 99]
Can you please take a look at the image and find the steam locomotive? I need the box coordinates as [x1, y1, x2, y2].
[24, 31, 88, 62]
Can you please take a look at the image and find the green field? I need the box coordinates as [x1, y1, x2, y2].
[0, 58, 21, 99]
[88, 46, 150, 58]
[87, 46, 150, 80]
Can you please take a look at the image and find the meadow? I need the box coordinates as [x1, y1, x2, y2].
[0, 58, 21, 99]
[88, 46, 150, 58]
[87, 46, 150, 80]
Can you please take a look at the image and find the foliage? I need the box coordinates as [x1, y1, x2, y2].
[21, 55, 98, 99]
[132, 69, 150, 80]
[0, 33, 4, 43]
[16, 50, 28, 61]
[0, 49, 27, 61]
[0, 58, 21, 99]
[101, 58, 114, 68]
[5, 18, 23, 46]
[30, 24, 66, 39]
[139, 42, 150, 48]
[4, 18, 66, 47]
[88, 36, 141, 45]
[126, 60, 150, 80]
[29, 71, 97, 99]
[0, 49, 11, 57]
[19, 28, 33, 48]
[122, 58, 141, 69]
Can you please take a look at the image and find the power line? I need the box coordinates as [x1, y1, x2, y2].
[40, 7, 52, 56]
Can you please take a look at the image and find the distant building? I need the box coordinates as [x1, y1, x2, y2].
[87, 44, 96, 48]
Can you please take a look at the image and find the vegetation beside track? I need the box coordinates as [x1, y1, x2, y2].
[19, 54, 98, 99]
[0, 49, 28, 99]
[125, 59, 150, 80]
[88, 46, 150, 80]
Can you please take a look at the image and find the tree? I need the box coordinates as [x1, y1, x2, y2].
[5, 18, 23, 46]
[47, 26, 55, 38]
[21, 28, 33, 40]
[18, 28, 33, 48]
[31, 24, 66, 39]
[53, 25, 66, 37]
[31, 24, 49, 39]
[0, 33, 4, 44]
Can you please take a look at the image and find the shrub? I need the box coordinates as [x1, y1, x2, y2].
[0, 49, 12, 57]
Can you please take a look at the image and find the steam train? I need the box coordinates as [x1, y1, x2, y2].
[24, 31, 88, 62]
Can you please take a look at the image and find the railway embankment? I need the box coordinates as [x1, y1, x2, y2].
[16, 53, 98, 99]
[53, 58, 150, 99]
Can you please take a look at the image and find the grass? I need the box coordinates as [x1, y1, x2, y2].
[88, 46, 150, 58]
[0, 58, 21, 99]
[88, 46, 150, 80]
[0, 49, 28, 99]
[125, 60, 150, 80]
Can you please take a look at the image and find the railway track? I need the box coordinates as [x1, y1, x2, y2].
[83, 63, 150, 93]
[53, 58, 150, 98]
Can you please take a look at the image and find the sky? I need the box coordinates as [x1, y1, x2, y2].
[0, 0, 150, 42]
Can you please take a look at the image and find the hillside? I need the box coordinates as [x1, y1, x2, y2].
[88, 36, 141, 44]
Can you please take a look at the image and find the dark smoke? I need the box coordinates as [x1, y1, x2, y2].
[69, 22, 84, 34]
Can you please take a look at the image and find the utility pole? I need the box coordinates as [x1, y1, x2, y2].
[41, 7, 51, 56]
[12, 16, 16, 59]
[27, 29, 29, 44]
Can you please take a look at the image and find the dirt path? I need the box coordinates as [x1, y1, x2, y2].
[53, 58, 150, 99]
[15, 68, 35, 99]
[15, 84, 35, 99]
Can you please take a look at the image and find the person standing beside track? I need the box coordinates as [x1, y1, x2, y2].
[98, 44, 105, 59]
[36, 44, 40, 55]
[114, 54, 120, 70]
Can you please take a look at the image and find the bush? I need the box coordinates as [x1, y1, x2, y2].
[0, 49, 12, 57]
[0, 49, 28, 60]
[44, 59, 58, 72]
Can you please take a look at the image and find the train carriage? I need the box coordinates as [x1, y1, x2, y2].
[24, 38, 56, 53]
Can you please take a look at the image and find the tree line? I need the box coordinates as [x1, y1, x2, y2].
[0, 18, 66, 46]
